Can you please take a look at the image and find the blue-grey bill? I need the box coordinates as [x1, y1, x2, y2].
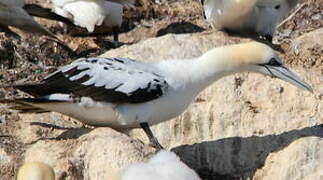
[267, 65, 313, 93]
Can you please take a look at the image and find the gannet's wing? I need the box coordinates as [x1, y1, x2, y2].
[13, 57, 169, 104]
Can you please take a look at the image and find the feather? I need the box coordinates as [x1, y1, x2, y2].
[12, 57, 169, 104]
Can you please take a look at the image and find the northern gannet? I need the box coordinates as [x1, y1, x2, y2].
[201, 0, 299, 42]
[50, 0, 134, 41]
[17, 162, 55, 180]
[119, 151, 201, 180]
[0, 42, 312, 149]
[0, 0, 56, 38]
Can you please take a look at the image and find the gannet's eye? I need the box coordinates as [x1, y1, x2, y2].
[267, 58, 282, 66]
[274, 4, 281, 9]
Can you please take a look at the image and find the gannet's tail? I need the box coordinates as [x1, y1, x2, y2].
[0, 98, 52, 113]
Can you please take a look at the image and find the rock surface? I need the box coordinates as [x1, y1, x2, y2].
[253, 137, 323, 180]
[24, 128, 155, 180]
[6, 30, 323, 179]
[0, 147, 12, 165]
[13, 28, 323, 179]
[289, 28, 323, 72]
[0, 0, 322, 179]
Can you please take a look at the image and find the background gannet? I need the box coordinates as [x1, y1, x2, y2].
[201, 0, 300, 42]
[50, 0, 134, 41]
[0, 0, 56, 38]
[0, 42, 312, 149]
[120, 150, 201, 180]
[17, 162, 55, 180]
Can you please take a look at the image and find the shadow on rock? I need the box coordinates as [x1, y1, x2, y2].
[30, 122, 93, 141]
[157, 22, 205, 37]
[172, 124, 323, 180]
[55, 128, 93, 140]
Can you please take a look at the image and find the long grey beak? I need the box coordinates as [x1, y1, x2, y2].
[264, 65, 313, 93]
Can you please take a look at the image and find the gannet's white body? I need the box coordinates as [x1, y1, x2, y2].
[17, 162, 55, 180]
[51, 0, 129, 33]
[1, 42, 312, 148]
[120, 151, 201, 180]
[0, 0, 56, 37]
[201, 0, 299, 40]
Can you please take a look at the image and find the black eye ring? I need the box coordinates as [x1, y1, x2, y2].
[275, 4, 281, 9]
[268, 58, 282, 66]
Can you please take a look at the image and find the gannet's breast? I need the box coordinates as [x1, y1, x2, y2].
[202, 0, 298, 36]
[202, 0, 257, 30]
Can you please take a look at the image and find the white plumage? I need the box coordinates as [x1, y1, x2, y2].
[120, 151, 201, 180]
[201, 0, 299, 41]
[51, 0, 129, 33]
[60, 57, 167, 95]
[0, 42, 312, 148]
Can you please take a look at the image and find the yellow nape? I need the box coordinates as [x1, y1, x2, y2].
[17, 162, 55, 180]
[203, 41, 276, 68]
[227, 42, 275, 65]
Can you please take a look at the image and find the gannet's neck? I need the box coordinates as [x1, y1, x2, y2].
[186, 51, 240, 94]
[185, 43, 270, 94]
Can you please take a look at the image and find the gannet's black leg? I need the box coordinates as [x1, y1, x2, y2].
[264, 35, 273, 43]
[140, 122, 164, 150]
[112, 26, 119, 42]
[255, 35, 284, 53]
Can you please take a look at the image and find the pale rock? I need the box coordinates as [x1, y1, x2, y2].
[290, 28, 323, 72]
[0, 148, 12, 165]
[24, 139, 75, 179]
[253, 137, 323, 180]
[15, 112, 83, 144]
[0, 148, 13, 180]
[291, 28, 323, 56]
[24, 127, 155, 180]
[72, 128, 155, 180]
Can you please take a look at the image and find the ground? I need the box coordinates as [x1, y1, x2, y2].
[0, 0, 322, 179]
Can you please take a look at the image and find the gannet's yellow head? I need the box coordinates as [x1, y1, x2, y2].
[203, 42, 312, 92]
[223, 42, 277, 66]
